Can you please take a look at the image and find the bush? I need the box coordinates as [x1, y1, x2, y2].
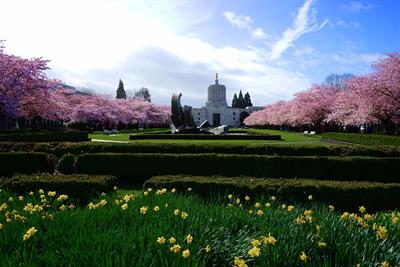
[0, 173, 117, 203]
[145, 175, 400, 211]
[0, 152, 55, 177]
[0, 130, 90, 142]
[129, 133, 281, 140]
[1, 141, 400, 157]
[57, 154, 76, 174]
[74, 153, 400, 183]
[322, 132, 400, 146]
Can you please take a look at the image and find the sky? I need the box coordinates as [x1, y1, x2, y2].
[0, 0, 399, 107]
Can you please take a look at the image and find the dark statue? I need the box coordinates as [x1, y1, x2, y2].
[170, 93, 227, 134]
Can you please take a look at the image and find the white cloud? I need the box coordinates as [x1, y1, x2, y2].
[251, 28, 267, 40]
[223, 11, 253, 30]
[336, 20, 361, 29]
[341, 1, 374, 13]
[0, 0, 312, 106]
[223, 11, 267, 40]
[331, 52, 381, 65]
[269, 0, 328, 60]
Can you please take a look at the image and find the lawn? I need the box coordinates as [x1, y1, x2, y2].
[89, 128, 323, 145]
[0, 188, 398, 266]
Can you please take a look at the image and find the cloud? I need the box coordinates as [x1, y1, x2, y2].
[269, 0, 328, 60]
[341, 1, 374, 13]
[251, 28, 267, 40]
[336, 20, 361, 29]
[223, 11, 253, 30]
[223, 11, 267, 40]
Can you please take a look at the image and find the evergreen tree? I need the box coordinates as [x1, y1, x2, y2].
[134, 87, 151, 102]
[244, 92, 252, 107]
[116, 79, 126, 99]
[237, 90, 245, 108]
[232, 93, 238, 108]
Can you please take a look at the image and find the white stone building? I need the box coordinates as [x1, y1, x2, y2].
[192, 74, 262, 127]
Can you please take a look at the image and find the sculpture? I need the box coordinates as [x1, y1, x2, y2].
[170, 93, 228, 134]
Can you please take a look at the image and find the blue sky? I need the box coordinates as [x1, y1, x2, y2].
[0, 0, 399, 107]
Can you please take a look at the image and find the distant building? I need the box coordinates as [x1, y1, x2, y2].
[192, 74, 262, 127]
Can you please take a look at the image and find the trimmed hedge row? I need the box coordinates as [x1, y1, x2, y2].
[1, 141, 400, 157]
[322, 132, 400, 146]
[0, 174, 117, 203]
[73, 153, 400, 183]
[144, 175, 400, 211]
[129, 134, 282, 140]
[0, 131, 90, 142]
[0, 152, 55, 177]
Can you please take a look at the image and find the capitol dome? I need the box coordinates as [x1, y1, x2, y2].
[206, 73, 227, 107]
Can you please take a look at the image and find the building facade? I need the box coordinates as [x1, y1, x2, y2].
[192, 74, 262, 127]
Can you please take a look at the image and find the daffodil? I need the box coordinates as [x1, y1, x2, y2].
[143, 191, 149, 197]
[181, 211, 188, 219]
[186, 234, 193, 244]
[382, 261, 390, 267]
[56, 194, 68, 201]
[187, 187, 192, 192]
[317, 241, 327, 248]
[308, 195, 313, 200]
[233, 257, 248, 267]
[248, 246, 260, 257]
[228, 194, 233, 200]
[299, 251, 308, 262]
[204, 244, 211, 253]
[169, 237, 176, 244]
[391, 216, 398, 225]
[245, 196, 250, 201]
[154, 206, 160, 212]
[254, 202, 260, 208]
[121, 203, 128, 210]
[140, 206, 148, 214]
[47, 191, 56, 197]
[0, 223, 3, 230]
[182, 249, 190, 258]
[262, 233, 276, 245]
[271, 196, 276, 201]
[376, 226, 388, 239]
[157, 236, 166, 244]
[174, 209, 180, 216]
[265, 202, 271, 208]
[251, 239, 261, 247]
[18, 196, 24, 201]
[171, 188, 176, 193]
[359, 206, 366, 214]
[256, 210, 264, 216]
[23, 227, 37, 241]
[170, 244, 181, 253]
[328, 205, 335, 211]
[287, 205, 294, 212]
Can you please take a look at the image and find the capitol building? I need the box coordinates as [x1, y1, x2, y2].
[192, 74, 262, 127]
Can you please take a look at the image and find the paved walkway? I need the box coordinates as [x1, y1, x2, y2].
[91, 139, 129, 143]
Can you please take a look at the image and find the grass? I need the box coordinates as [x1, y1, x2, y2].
[89, 128, 323, 145]
[0, 188, 399, 266]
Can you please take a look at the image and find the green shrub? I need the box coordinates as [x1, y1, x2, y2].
[0, 152, 55, 177]
[74, 153, 400, 183]
[145, 175, 400, 211]
[57, 154, 76, 174]
[0, 131, 90, 142]
[322, 132, 400, 146]
[129, 133, 281, 140]
[1, 141, 400, 157]
[1, 173, 117, 203]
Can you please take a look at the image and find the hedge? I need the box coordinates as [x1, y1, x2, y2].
[2, 141, 400, 157]
[129, 134, 282, 140]
[322, 132, 400, 146]
[0, 152, 55, 177]
[0, 173, 117, 203]
[144, 175, 400, 211]
[0, 131, 90, 142]
[74, 153, 400, 183]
